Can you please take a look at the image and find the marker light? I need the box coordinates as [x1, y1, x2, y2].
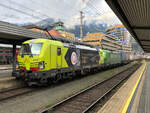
[16, 62, 19, 69]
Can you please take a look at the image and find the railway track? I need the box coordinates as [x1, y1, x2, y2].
[40, 63, 141, 113]
[0, 86, 34, 101]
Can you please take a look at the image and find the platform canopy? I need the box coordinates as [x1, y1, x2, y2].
[106, 0, 150, 52]
[0, 21, 47, 45]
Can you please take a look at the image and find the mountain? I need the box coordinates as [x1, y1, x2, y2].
[35, 18, 55, 29]
[17, 18, 55, 29]
[18, 18, 109, 37]
[65, 22, 108, 38]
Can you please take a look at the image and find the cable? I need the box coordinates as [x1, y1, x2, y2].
[1, 0, 71, 25]
[84, 0, 120, 25]
[29, 0, 70, 20]
[87, 2, 102, 15]
[5, 0, 49, 18]
[0, 2, 76, 28]
[0, 3, 44, 20]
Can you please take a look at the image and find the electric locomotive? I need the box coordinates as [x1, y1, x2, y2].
[13, 32, 133, 86]
[14, 38, 106, 85]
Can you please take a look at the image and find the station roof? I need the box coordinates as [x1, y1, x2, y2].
[105, 0, 150, 52]
[0, 21, 47, 45]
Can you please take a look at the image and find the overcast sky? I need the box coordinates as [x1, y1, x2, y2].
[0, 0, 121, 28]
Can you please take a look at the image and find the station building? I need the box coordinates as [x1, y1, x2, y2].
[82, 32, 104, 46]
[23, 21, 76, 41]
[83, 32, 132, 52]
[23, 23, 132, 52]
[105, 24, 131, 46]
[104, 24, 132, 52]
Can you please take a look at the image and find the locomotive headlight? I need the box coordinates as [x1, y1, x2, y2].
[39, 62, 45, 69]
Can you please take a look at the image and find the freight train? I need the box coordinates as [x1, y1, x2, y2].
[13, 38, 140, 86]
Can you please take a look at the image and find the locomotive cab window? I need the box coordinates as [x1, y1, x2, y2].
[20, 43, 43, 55]
[57, 48, 61, 56]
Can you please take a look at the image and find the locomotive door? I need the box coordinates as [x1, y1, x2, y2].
[57, 47, 62, 68]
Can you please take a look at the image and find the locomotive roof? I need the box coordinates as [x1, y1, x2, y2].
[46, 35, 100, 48]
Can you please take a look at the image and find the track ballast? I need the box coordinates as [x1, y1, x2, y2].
[40, 63, 141, 113]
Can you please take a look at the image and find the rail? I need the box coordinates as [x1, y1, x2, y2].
[40, 63, 141, 113]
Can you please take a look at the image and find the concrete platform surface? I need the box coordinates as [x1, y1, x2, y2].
[138, 62, 150, 113]
[0, 65, 12, 70]
[97, 63, 146, 113]
[0, 70, 12, 78]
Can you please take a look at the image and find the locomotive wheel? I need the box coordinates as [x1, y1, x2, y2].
[71, 71, 76, 78]
[16, 77, 21, 80]
[40, 78, 47, 84]
[53, 74, 61, 83]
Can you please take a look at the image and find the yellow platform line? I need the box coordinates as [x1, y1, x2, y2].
[120, 63, 147, 113]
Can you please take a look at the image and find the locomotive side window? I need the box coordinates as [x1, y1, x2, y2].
[57, 48, 61, 56]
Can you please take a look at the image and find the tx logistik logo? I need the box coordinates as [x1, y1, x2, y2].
[71, 52, 78, 65]
[24, 58, 29, 63]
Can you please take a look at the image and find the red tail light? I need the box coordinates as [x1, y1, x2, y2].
[30, 67, 38, 71]
[19, 67, 26, 70]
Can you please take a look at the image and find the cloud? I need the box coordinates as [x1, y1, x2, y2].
[0, 0, 121, 27]
[80, 0, 90, 10]
[97, 11, 121, 25]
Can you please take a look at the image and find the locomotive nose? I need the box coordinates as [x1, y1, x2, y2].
[24, 56, 31, 70]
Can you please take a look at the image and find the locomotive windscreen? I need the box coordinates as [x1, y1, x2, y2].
[20, 43, 43, 55]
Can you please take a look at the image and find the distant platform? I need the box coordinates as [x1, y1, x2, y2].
[0, 65, 12, 70]
[0, 65, 12, 78]
[138, 62, 150, 113]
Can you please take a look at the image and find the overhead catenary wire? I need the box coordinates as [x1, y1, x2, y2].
[0, 0, 124, 38]
[0, 1, 76, 29]
[2, 0, 112, 26]
[1, 0, 119, 26]
[6, 0, 69, 21]
[29, 0, 74, 21]
[5, 0, 50, 19]
[83, 0, 120, 25]
[0, 3, 45, 20]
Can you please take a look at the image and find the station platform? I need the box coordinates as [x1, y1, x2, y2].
[0, 65, 12, 78]
[97, 62, 148, 113]
[138, 62, 150, 113]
